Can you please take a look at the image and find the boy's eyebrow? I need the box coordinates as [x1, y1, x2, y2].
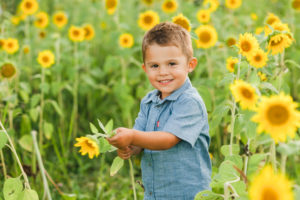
[146, 58, 179, 65]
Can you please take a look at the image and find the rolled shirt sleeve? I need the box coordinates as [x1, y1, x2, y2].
[162, 97, 206, 147]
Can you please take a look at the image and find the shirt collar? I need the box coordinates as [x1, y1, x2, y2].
[144, 77, 192, 104]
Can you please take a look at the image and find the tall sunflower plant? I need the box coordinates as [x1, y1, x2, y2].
[74, 119, 137, 200]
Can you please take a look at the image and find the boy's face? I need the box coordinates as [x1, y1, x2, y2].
[142, 43, 197, 99]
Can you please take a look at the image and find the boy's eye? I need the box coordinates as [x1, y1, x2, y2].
[169, 62, 176, 66]
[151, 64, 159, 68]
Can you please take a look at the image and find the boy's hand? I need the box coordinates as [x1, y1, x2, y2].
[117, 146, 133, 160]
[107, 127, 134, 149]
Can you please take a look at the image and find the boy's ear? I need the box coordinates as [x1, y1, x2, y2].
[142, 64, 146, 72]
[188, 57, 197, 72]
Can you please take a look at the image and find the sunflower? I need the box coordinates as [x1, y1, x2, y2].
[0, 63, 17, 79]
[53, 11, 68, 28]
[105, 0, 118, 15]
[68, 26, 85, 42]
[292, 0, 300, 11]
[37, 50, 55, 68]
[20, 0, 38, 15]
[265, 12, 281, 26]
[39, 31, 46, 39]
[225, 0, 242, 10]
[249, 166, 294, 200]
[3, 38, 19, 54]
[203, 0, 219, 13]
[34, 12, 49, 29]
[255, 27, 264, 35]
[83, 24, 95, 41]
[138, 10, 160, 31]
[11, 16, 20, 25]
[237, 33, 259, 57]
[196, 9, 210, 23]
[195, 25, 218, 49]
[226, 37, 236, 47]
[142, 0, 154, 6]
[162, 0, 177, 13]
[172, 14, 191, 32]
[74, 136, 100, 159]
[252, 93, 300, 143]
[264, 21, 291, 36]
[257, 71, 267, 81]
[267, 33, 293, 55]
[0, 39, 4, 50]
[247, 48, 268, 68]
[119, 33, 134, 48]
[23, 45, 30, 54]
[251, 13, 258, 21]
[226, 57, 238, 72]
[230, 80, 257, 110]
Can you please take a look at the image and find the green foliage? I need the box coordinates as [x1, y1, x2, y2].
[110, 157, 124, 177]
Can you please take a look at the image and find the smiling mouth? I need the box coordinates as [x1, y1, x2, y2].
[158, 79, 173, 84]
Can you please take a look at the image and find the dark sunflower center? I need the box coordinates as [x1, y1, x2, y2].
[106, 0, 116, 9]
[42, 56, 49, 63]
[85, 141, 94, 149]
[144, 15, 153, 24]
[270, 36, 283, 46]
[0, 40, 4, 47]
[241, 88, 253, 99]
[56, 16, 63, 22]
[84, 28, 91, 37]
[267, 104, 289, 125]
[230, 62, 235, 69]
[8, 42, 13, 48]
[123, 38, 128, 44]
[227, 38, 236, 46]
[292, 1, 300, 9]
[40, 31, 46, 38]
[241, 41, 251, 52]
[262, 187, 279, 200]
[38, 17, 43, 24]
[166, 2, 174, 8]
[199, 31, 211, 43]
[1, 64, 16, 78]
[25, 2, 32, 9]
[267, 18, 276, 25]
[73, 30, 80, 36]
[254, 54, 262, 62]
[230, 0, 236, 4]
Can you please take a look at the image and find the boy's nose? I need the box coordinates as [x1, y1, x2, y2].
[158, 66, 169, 75]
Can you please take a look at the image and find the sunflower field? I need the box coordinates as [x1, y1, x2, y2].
[1, 0, 300, 199]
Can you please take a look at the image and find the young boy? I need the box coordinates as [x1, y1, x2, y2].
[108, 22, 211, 200]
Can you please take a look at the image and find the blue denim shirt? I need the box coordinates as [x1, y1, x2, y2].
[133, 77, 212, 200]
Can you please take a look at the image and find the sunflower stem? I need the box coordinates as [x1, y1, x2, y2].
[68, 42, 79, 143]
[280, 153, 287, 174]
[31, 130, 52, 200]
[270, 140, 277, 172]
[39, 67, 45, 152]
[0, 120, 31, 190]
[0, 150, 7, 180]
[129, 158, 137, 200]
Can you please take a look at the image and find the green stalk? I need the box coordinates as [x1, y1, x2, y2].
[0, 150, 7, 179]
[229, 54, 241, 155]
[31, 131, 52, 200]
[39, 68, 45, 150]
[129, 158, 137, 200]
[0, 120, 31, 189]
[280, 154, 287, 174]
[68, 42, 79, 142]
[270, 140, 277, 172]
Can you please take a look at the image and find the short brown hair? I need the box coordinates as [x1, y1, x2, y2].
[142, 22, 193, 63]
